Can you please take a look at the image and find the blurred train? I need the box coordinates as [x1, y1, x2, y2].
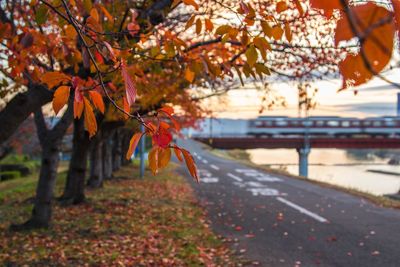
[247, 116, 400, 137]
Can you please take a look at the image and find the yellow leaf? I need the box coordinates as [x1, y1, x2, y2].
[126, 132, 143, 160]
[158, 148, 171, 169]
[245, 45, 258, 66]
[52, 86, 70, 115]
[89, 91, 105, 113]
[215, 25, 232, 35]
[83, 97, 97, 138]
[41, 72, 71, 89]
[185, 68, 195, 82]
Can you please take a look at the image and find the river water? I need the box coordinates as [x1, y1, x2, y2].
[247, 149, 400, 196]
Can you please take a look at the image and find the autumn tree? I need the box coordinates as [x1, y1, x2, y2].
[1, 0, 399, 229]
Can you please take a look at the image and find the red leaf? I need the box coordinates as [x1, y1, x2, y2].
[121, 60, 137, 106]
[152, 127, 172, 148]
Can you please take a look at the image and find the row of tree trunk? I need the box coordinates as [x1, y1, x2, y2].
[11, 111, 133, 230]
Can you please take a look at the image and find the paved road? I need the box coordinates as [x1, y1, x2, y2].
[177, 139, 400, 267]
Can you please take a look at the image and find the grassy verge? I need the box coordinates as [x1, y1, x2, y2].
[0, 163, 235, 266]
[203, 143, 400, 209]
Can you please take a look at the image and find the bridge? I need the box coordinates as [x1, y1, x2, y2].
[189, 116, 400, 178]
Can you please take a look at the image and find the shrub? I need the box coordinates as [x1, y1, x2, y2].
[0, 171, 21, 181]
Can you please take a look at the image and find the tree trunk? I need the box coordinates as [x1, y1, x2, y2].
[28, 145, 60, 227]
[10, 104, 72, 230]
[59, 118, 90, 205]
[103, 129, 114, 180]
[87, 132, 104, 188]
[121, 130, 131, 166]
[112, 129, 122, 171]
[0, 83, 53, 146]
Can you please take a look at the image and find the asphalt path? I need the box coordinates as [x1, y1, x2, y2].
[177, 139, 400, 267]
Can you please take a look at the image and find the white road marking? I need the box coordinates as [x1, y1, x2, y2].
[247, 188, 285, 196]
[276, 197, 328, 223]
[227, 173, 243, 182]
[202, 159, 208, 164]
[254, 176, 282, 182]
[201, 177, 219, 183]
[198, 156, 202, 160]
[210, 164, 220, 170]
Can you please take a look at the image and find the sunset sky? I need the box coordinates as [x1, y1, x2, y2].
[203, 68, 400, 119]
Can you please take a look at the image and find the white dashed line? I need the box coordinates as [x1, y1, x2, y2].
[276, 197, 328, 223]
[227, 173, 243, 182]
[202, 159, 208, 164]
[210, 164, 220, 170]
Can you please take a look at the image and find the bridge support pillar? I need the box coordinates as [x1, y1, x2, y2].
[297, 147, 310, 178]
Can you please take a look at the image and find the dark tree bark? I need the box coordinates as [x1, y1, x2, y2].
[102, 129, 114, 180]
[10, 104, 73, 230]
[0, 84, 53, 146]
[121, 130, 131, 166]
[112, 129, 122, 171]
[87, 131, 104, 188]
[59, 118, 90, 205]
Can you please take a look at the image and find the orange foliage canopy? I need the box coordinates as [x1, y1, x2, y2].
[1, 0, 399, 180]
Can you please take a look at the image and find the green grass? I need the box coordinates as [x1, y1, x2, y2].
[0, 163, 236, 266]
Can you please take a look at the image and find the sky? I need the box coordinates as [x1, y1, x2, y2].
[201, 68, 400, 119]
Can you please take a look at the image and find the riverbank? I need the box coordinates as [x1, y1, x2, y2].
[202, 143, 400, 209]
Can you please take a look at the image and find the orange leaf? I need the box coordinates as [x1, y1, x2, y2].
[284, 22, 292, 42]
[195, 18, 202, 34]
[181, 149, 199, 182]
[309, 0, 343, 11]
[335, 3, 395, 88]
[148, 147, 159, 175]
[174, 147, 183, 162]
[183, 0, 199, 10]
[90, 8, 99, 22]
[126, 132, 143, 159]
[245, 45, 258, 66]
[83, 97, 97, 138]
[52, 86, 70, 115]
[276, 1, 288, 13]
[100, 5, 113, 21]
[41, 72, 71, 89]
[158, 147, 171, 169]
[293, 0, 304, 16]
[185, 68, 195, 82]
[159, 106, 174, 115]
[89, 91, 105, 113]
[205, 18, 214, 31]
